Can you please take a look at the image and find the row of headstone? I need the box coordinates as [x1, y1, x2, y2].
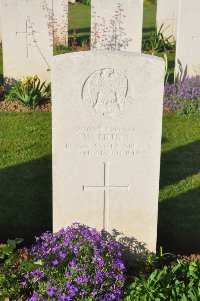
[1, 0, 144, 82]
[1, 0, 200, 83]
[157, 0, 200, 80]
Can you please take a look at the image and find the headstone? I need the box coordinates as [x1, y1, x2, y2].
[175, 0, 200, 80]
[53, 0, 68, 47]
[156, 0, 179, 42]
[52, 51, 165, 252]
[69, 0, 76, 3]
[2, 0, 53, 82]
[91, 0, 143, 52]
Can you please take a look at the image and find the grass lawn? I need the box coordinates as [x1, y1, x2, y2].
[0, 112, 200, 254]
[0, 113, 52, 243]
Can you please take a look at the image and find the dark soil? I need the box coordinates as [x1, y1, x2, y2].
[0, 99, 173, 114]
[0, 99, 51, 112]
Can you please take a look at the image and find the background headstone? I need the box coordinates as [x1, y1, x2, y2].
[53, 0, 68, 47]
[52, 51, 164, 252]
[156, 0, 179, 42]
[175, 0, 200, 80]
[2, 0, 53, 82]
[91, 0, 143, 52]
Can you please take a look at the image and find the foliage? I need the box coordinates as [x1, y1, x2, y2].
[81, 0, 91, 6]
[143, 24, 175, 54]
[145, 247, 174, 271]
[164, 76, 200, 115]
[144, 0, 157, 5]
[5, 75, 51, 108]
[0, 238, 28, 300]
[22, 223, 125, 300]
[124, 259, 200, 300]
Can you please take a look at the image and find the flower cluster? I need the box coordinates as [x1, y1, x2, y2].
[22, 223, 125, 301]
[20, 75, 39, 87]
[164, 76, 200, 114]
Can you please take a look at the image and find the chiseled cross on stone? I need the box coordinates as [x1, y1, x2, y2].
[16, 16, 39, 58]
[192, 36, 200, 41]
[166, 11, 177, 36]
[83, 162, 130, 231]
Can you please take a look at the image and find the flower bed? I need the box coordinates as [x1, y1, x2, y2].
[0, 224, 125, 301]
[1, 225, 200, 300]
[164, 76, 200, 115]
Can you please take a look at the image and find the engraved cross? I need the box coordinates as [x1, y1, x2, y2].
[16, 17, 39, 58]
[83, 162, 130, 231]
[166, 11, 177, 36]
[192, 36, 200, 41]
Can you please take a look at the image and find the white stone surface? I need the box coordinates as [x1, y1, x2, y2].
[69, 0, 76, 3]
[52, 51, 165, 252]
[175, 0, 200, 80]
[156, 0, 179, 42]
[53, 0, 68, 46]
[91, 0, 143, 52]
[2, 0, 53, 82]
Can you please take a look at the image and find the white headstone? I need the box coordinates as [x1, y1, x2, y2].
[52, 51, 164, 252]
[53, 0, 68, 47]
[91, 0, 143, 52]
[175, 0, 200, 80]
[2, 0, 53, 82]
[156, 0, 179, 42]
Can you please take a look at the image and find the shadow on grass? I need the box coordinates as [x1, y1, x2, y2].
[68, 27, 90, 35]
[0, 156, 52, 244]
[160, 140, 200, 189]
[158, 139, 200, 254]
[142, 26, 155, 34]
[1, 139, 200, 254]
[158, 187, 200, 254]
[69, 35, 90, 47]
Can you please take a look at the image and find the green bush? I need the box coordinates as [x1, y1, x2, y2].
[144, 0, 157, 5]
[0, 239, 29, 300]
[143, 24, 175, 54]
[6, 75, 51, 108]
[78, 0, 91, 6]
[124, 260, 200, 300]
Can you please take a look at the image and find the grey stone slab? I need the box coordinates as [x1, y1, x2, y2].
[157, 0, 180, 42]
[2, 0, 53, 82]
[175, 0, 200, 79]
[53, 0, 68, 47]
[91, 0, 143, 52]
[52, 51, 164, 252]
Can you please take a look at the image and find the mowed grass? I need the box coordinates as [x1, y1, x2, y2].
[158, 115, 200, 253]
[0, 113, 200, 254]
[0, 113, 52, 243]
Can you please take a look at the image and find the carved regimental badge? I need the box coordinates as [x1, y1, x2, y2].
[82, 68, 134, 118]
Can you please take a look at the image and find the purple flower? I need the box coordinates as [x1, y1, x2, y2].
[24, 223, 125, 301]
[47, 287, 55, 297]
[164, 76, 200, 114]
